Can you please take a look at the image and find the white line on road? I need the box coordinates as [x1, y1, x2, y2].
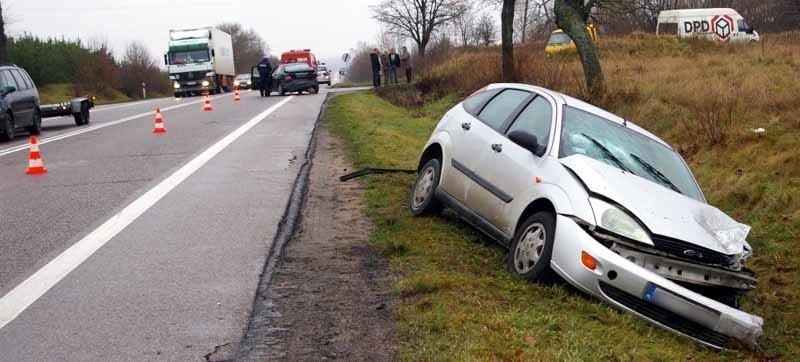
[0, 96, 295, 330]
[0, 94, 231, 158]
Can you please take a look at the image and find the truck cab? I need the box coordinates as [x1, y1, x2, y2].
[166, 27, 236, 97]
[657, 8, 759, 42]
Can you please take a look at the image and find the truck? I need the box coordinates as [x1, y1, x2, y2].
[165, 27, 236, 97]
[280, 49, 318, 69]
[657, 8, 759, 42]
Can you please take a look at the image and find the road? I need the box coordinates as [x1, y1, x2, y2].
[0, 89, 339, 361]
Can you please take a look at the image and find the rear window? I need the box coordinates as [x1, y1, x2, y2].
[478, 89, 530, 130]
[285, 64, 312, 72]
[658, 22, 678, 35]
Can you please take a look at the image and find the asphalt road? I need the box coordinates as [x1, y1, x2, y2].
[0, 88, 339, 361]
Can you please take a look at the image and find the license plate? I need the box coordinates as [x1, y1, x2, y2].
[186, 81, 197, 85]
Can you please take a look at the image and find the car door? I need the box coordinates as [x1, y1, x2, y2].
[0, 70, 25, 125]
[9, 70, 34, 125]
[440, 87, 501, 203]
[469, 94, 557, 233]
[459, 88, 531, 226]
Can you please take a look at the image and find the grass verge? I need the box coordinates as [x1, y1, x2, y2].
[330, 81, 372, 89]
[38, 83, 134, 105]
[326, 90, 795, 361]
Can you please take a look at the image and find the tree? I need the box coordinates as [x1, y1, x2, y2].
[216, 23, 268, 74]
[372, 0, 469, 57]
[0, 2, 7, 64]
[501, 0, 516, 82]
[555, 0, 604, 99]
[119, 42, 169, 98]
[475, 13, 498, 45]
[452, 4, 477, 47]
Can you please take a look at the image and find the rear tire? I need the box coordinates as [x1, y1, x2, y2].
[1, 113, 15, 141]
[26, 109, 42, 135]
[279, 84, 286, 96]
[508, 212, 557, 282]
[410, 158, 444, 216]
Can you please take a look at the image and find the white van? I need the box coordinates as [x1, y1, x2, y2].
[657, 8, 759, 42]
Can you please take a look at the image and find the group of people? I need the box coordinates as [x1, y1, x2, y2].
[369, 47, 412, 88]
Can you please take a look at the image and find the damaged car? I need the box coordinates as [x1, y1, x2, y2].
[409, 83, 763, 348]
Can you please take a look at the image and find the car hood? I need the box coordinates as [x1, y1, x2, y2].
[561, 155, 752, 257]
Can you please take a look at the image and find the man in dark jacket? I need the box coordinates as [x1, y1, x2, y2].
[388, 48, 401, 84]
[369, 49, 381, 88]
[257, 57, 273, 97]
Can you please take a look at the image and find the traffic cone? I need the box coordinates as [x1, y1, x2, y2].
[25, 136, 47, 175]
[233, 88, 241, 102]
[152, 107, 166, 134]
[203, 94, 213, 111]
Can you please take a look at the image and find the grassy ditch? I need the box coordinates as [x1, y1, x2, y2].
[327, 91, 797, 361]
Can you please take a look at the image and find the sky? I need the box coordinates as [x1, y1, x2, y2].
[5, 0, 381, 66]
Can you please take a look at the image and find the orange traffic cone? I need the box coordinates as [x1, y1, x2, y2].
[152, 107, 166, 134]
[233, 88, 241, 102]
[25, 136, 47, 175]
[203, 94, 213, 111]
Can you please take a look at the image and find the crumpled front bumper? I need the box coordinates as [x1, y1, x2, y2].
[549, 215, 764, 348]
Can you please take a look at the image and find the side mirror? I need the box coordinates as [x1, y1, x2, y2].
[508, 130, 546, 157]
[164, 54, 168, 65]
[0, 85, 16, 97]
[211, 49, 215, 57]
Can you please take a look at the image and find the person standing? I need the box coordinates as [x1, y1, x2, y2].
[380, 50, 391, 86]
[400, 46, 412, 83]
[369, 49, 381, 88]
[257, 57, 273, 97]
[388, 48, 401, 84]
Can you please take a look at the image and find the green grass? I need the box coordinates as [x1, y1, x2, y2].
[330, 81, 372, 89]
[37, 83, 133, 105]
[326, 91, 797, 361]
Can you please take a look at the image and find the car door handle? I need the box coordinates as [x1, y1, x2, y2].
[461, 122, 471, 131]
[491, 143, 503, 153]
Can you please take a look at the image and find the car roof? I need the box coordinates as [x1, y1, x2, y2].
[658, 8, 740, 19]
[486, 83, 672, 149]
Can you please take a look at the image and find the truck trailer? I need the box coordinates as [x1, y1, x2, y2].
[165, 27, 236, 97]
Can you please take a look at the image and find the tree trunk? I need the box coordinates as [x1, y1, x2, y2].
[0, 3, 7, 64]
[501, 0, 516, 82]
[521, 0, 530, 43]
[554, 0, 604, 100]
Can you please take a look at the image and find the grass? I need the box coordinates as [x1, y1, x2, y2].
[38, 83, 133, 105]
[330, 81, 372, 89]
[327, 88, 798, 360]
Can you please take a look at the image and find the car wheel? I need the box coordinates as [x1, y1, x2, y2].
[279, 84, 286, 96]
[73, 103, 90, 126]
[1, 113, 15, 141]
[508, 212, 557, 282]
[26, 109, 42, 135]
[309, 86, 318, 95]
[410, 158, 444, 216]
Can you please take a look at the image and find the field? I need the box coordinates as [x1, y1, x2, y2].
[326, 32, 799, 361]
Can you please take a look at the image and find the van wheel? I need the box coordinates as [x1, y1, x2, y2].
[508, 212, 557, 282]
[26, 109, 42, 135]
[410, 158, 444, 216]
[2, 113, 15, 141]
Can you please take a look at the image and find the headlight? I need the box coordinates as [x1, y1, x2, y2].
[589, 198, 653, 245]
[205, 72, 215, 77]
[247, 80, 252, 85]
[173, 82, 181, 89]
[202, 80, 210, 87]
[233, 80, 240, 86]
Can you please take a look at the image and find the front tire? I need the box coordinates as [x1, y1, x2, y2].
[73, 103, 90, 126]
[410, 158, 444, 216]
[508, 212, 557, 282]
[26, 109, 42, 135]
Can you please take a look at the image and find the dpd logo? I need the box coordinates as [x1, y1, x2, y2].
[711, 15, 734, 41]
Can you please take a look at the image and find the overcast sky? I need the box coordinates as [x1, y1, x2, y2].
[5, 0, 381, 63]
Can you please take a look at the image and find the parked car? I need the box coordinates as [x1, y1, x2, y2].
[269, 63, 319, 96]
[0, 65, 42, 141]
[234, 73, 253, 90]
[545, 25, 598, 55]
[316, 64, 331, 86]
[410, 83, 762, 348]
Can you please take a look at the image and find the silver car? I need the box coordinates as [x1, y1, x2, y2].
[410, 83, 763, 348]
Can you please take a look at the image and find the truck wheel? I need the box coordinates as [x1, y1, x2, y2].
[2, 113, 15, 141]
[26, 109, 42, 135]
[74, 103, 90, 126]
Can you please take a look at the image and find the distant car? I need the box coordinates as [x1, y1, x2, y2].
[411, 83, 763, 348]
[234, 73, 253, 90]
[269, 63, 319, 96]
[280, 49, 318, 69]
[316, 65, 331, 86]
[545, 25, 598, 55]
[0, 65, 42, 141]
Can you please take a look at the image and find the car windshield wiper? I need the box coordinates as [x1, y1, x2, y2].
[629, 153, 683, 195]
[580, 133, 634, 174]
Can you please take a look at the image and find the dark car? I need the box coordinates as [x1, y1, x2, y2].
[270, 63, 319, 95]
[0, 65, 42, 141]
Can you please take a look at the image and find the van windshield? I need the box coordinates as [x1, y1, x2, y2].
[547, 33, 572, 46]
[559, 107, 704, 201]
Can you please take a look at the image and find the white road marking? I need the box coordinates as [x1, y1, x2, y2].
[92, 98, 164, 113]
[0, 94, 231, 158]
[0, 96, 294, 330]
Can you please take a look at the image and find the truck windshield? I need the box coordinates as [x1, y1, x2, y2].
[547, 33, 572, 46]
[170, 50, 210, 65]
[559, 106, 704, 201]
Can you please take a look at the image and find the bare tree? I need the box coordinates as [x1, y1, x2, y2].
[120, 42, 168, 98]
[372, 0, 469, 57]
[501, 0, 516, 82]
[554, 0, 604, 99]
[216, 23, 269, 74]
[475, 13, 498, 45]
[452, 4, 477, 47]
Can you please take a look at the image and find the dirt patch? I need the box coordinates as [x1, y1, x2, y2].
[252, 121, 394, 361]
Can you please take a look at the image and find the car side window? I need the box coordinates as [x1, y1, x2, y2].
[0, 71, 11, 88]
[10, 70, 28, 90]
[507, 96, 553, 148]
[1, 70, 18, 89]
[462, 88, 500, 115]
[478, 89, 530, 130]
[20, 70, 35, 89]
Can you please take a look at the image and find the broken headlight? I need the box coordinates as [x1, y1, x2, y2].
[589, 197, 653, 246]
